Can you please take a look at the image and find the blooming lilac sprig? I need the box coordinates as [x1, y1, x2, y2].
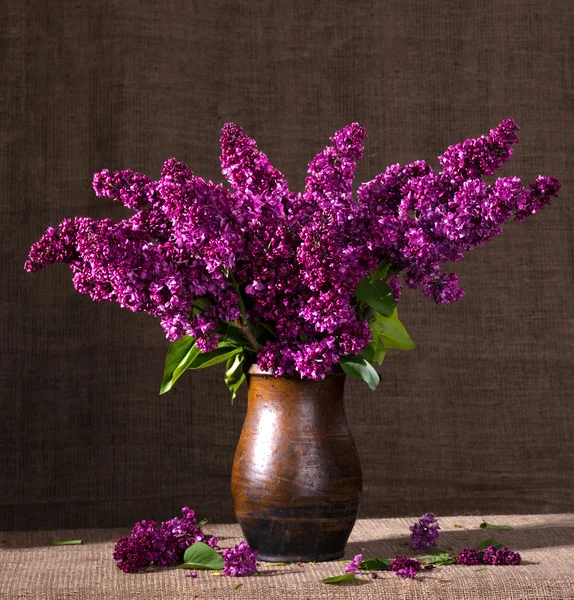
[387, 556, 422, 579]
[457, 546, 521, 566]
[221, 540, 259, 577]
[410, 512, 441, 550]
[112, 507, 218, 573]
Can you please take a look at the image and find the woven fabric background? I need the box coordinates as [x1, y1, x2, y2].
[1, 0, 572, 530]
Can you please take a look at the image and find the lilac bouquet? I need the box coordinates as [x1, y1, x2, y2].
[25, 120, 560, 397]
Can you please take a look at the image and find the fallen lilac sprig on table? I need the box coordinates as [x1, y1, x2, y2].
[222, 541, 260, 577]
[331, 517, 521, 583]
[410, 512, 441, 549]
[113, 507, 258, 576]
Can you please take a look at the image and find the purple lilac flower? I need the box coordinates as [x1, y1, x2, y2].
[186, 571, 198, 578]
[456, 546, 521, 566]
[482, 546, 522, 566]
[113, 507, 210, 573]
[221, 541, 259, 577]
[26, 121, 560, 381]
[387, 556, 422, 579]
[371, 572, 379, 579]
[456, 548, 484, 566]
[410, 513, 441, 550]
[345, 554, 362, 574]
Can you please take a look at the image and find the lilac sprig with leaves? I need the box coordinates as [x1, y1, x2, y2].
[25, 120, 561, 397]
[112, 507, 258, 577]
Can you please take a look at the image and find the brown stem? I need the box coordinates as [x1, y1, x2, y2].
[240, 324, 262, 354]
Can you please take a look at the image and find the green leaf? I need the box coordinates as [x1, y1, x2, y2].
[420, 553, 457, 566]
[369, 259, 391, 282]
[371, 309, 415, 350]
[225, 352, 246, 403]
[428, 546, 443, 555]
[355, 278, 397, 317]
[339, 356, 380, 391]
[358, 557, 391, 571]
[181, 542, 224, 570]
[358, 344, 375, 363]
[160, 335, 197, 394]
[187, 343, 242, 370]
[219, 323, 246, 346]
[198, 518, 208, 527]
[234, 583, 243, 591]
[479, 521, 513, 531]
[453, 524, 463, 528]
[479, 539, 504, 550]
[320, 573, 357, 584]
[50, 539, 83, 545]
[262, 562, 288, 567]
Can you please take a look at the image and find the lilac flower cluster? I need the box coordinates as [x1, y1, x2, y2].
[457, 546, 521, 566]
[387, 556, 422, 579]
[358, 120, 560, 304]
[113, 507, 218, 573]
[221, 540, 259, 576]
[26, 120, 560, 380]
[410, 512, 441, 549]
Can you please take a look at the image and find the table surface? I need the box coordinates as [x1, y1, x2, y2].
[2, 514, 573, 600]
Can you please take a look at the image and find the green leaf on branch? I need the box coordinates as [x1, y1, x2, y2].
[181, 542, 224, 570]
[371, 309, 416, 350]
[358, 557, 391, 570]
[420, 552, 457, 566]
[225, 352, 246, 403]
[186, 343, 242, 370]
[160, 336, 198, 394]
[320, 573, 357, 584]
[479, 521, 513, 531]
[339, 356, 380, 391]
[354, 278, 397, 317]
[479, 539, 504, 550]
[218, 323, 246, 346]
[369, 259, 391, 282]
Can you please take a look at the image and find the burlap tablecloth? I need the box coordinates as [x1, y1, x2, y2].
[2, 514, 573, 599]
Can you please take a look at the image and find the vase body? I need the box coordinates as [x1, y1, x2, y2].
[231, 366, 362, 562]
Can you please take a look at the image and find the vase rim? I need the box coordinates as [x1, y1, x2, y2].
[247, 363, 345, 379]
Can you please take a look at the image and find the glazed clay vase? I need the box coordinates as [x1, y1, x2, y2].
[231, 365, 362, 562]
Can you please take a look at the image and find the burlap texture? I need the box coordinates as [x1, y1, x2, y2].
[1, 0, 573, 530]
[2, 516, 573, 599]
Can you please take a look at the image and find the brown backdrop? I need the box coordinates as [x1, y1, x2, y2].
[1, 0, 572, 530]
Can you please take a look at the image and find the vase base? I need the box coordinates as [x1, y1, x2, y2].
[257, 550, 345, 563]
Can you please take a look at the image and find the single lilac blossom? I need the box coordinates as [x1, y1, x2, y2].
[345, 554, 363, 574]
